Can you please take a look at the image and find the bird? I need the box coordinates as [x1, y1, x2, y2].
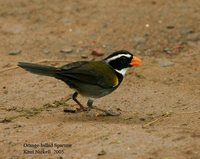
[18, 50, 141, 116]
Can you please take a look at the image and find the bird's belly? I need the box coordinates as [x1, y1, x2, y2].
[71, 83, 115, 98]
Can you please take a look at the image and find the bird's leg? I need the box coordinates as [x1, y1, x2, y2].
[72, 92, 87, 111]
[87, 99, 94, 108]
[86, 99, 94, 111]
[87, 99, 120, 116]
[64, 92, 91, 113]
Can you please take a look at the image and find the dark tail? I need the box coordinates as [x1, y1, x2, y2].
[18, 62, 57, 77]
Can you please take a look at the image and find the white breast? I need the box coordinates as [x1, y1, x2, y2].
[115, 68, 128, 76]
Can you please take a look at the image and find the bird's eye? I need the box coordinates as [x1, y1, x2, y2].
[120, 56, 128, 65]
[121, 56, 126, 60]
[121, 56, 127, 61]
[120, 56, 127, 63]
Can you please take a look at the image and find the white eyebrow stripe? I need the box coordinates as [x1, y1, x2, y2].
[105, 54, 132, 63]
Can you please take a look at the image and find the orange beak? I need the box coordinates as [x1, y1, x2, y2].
[130, 56, 141, 66]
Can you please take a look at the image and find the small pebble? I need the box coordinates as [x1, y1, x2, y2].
[43, 50, 50, 54]
[139, 117, 146, 121]
[8, 50, 21, 55]
[145, 24, 150, 28]
[98, 150, 106, 156]
[163, 48, 173, 54]
[117, 131, 121, 135]
[159, 60, 175, 67]
[81, 55, 88, 59]
[91, 48, 104, 56]
[3, 90, 8, 94]
[60, 48, 73, 54]
[180, 28, 194, 35]
[166, 25, 175, 29]
[63, 108, 77, 113]
[60, 18, 73, 25]
[0, 118, 12, 123]
[133, 36, 146, 44]
[186, 33, 200, 42]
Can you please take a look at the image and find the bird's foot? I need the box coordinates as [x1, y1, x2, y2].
[91, 107, 121, 116]
[76, 107, 91, 112]
[105, 110, 121, 116]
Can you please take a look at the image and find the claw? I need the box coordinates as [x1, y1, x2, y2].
[76, 107, 91, 112]
[91, 106, 121, 116]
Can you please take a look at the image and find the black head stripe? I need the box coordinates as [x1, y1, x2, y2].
[104, 50, 133, 70]
[108, 56, 132, 70]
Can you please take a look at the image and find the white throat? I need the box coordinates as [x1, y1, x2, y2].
[115, 68, 128, 76]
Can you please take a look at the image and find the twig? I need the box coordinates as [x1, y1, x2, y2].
[142, 110, 200, 128]
[142, 116, 169, 128]
[176, 110, 200, 115]
[0, 66, 19, 73]
[142, 112, 172, 128]
[96, 35, 102, 43]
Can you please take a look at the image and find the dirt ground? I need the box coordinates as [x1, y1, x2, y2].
[0, 0, 200, 159]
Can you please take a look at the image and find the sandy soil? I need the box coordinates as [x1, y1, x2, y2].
[0, 0, 200, 159]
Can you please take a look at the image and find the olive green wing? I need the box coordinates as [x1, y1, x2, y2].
[55, 61, 119, 88]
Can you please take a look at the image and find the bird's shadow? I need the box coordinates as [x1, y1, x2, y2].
[60, 110, 145, 126]
[40, 99, 145, 125]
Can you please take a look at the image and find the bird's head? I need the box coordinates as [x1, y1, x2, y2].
[104, 50, 141, 76]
